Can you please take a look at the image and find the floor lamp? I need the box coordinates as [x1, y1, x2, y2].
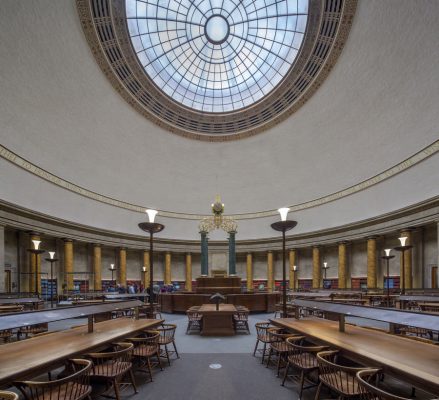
[26, 239, 45, 296]
[381, 249, 395, 307]
[139, 209, 164, 318]
[394, 236, 413, 307]
[109, 264, 117, 290]
[45, 251, 58, 308]
[322, 262, 330, 288]
[293, 265, 298, 292]
[271, 207, 297, 318]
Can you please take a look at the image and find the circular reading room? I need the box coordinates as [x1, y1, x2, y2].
[0, 0, 438, 400]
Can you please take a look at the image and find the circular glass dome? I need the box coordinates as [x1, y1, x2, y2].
[126, 0, 308, 113]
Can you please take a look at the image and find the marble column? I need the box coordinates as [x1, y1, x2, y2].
[185, 253, 192, 291]
[312, 247, 321, 289]
[246, 253, 253, 291]
[118, 248, 127, 287]
[0, 225, 5, 292]
[367, 237, 377, 289]
[64, 239, 74, 291]
[228, 231, 236, 275]
[338, 242, 348, 289]
[400, 229, 413, 290]
[267, 251, 274, 291]
[93, 244, 102, 291]
[200, 231, 208, 276]
[165, 252, 172, 285]
[143, 251, 150, 289]
[289, 249, 297, 289]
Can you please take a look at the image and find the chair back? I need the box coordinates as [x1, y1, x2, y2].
[157, 324, 177, 344]
[0, 391, 19, 400]
[187, 311, 202, 322]
[356, 369, 412, 400]
[15, 359, 92, 400]
[88, 342, 133, 377]
[286, 336, 327, 369]
[127, 331, 160, 352]
[255, 322, 271, 340]
[234, 311, 249, 321]
[316, 350, 364, 396]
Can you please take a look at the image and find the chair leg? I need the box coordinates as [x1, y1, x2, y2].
[261, 342, 267, 364]
[281, 361, 290, 386]
[156, 351, 163, 371]
[299, 370, 305, 398]
[253, 339, 260, 356]
[113, 378, 121, 400]
[165, 344, 171, 366]
[266, 347, 272, 368]
[314, 381, 322, 400]
[147, 357, 153, 382]
[172, 340, 180, 359]
[276, 353, 282, 376]
[129, 369, 138, 394]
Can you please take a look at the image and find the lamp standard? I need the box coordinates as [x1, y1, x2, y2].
[45, 251, 58, 308]
[139, 209, 164, 318]
[394, 236, 413, 301]
[271, 208, 297, 318]
[322, 262, 330, 288]
[381, 249, 395, 307]
[26, 239, 45, 296]
[109, 264, 117, 289]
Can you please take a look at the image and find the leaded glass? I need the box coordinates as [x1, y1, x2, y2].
[126, 0, 308, 113]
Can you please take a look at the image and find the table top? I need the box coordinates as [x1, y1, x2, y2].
[271, 317, 439, 395]
[399, 295, 439, 302]
[292, 299, 439, 330]
[0, 317, 162, 387]
[0, 298, 42, 304]
[198, 304, 237, 313]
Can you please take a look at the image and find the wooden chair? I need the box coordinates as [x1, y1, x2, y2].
[253, 322, 272, 364]
[282, 336, 328, 398]
[0, 391, 19, 400]
[356, 369, 421, 400]
[233, 311, 250, 334]
[87, 342, 137, 400]
[14, 359, 92, 400]
[266, 328, 297, 376]
[0, 329, 13, 344]
[274, 303, 282, 318]
[186, 311, 203, 334]
[156, 324, 179, 366]
[127, 331, 162, 382]
[315, 350, 365, 400]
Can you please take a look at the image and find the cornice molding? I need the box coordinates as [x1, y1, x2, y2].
[0, 197, 438, 253]
[1, 140, 438, 220]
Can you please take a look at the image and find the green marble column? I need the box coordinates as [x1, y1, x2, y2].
[228, 231, 236, 275]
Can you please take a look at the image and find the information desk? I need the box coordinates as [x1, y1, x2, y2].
[270, 317, 439, 395]
[160, 292, 279, 313]
[198, 304, 237, 336]
[0, 318, 162, 387]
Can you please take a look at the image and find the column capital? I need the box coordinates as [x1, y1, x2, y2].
[63, 238, 73, 243]
[337, 240, 350, 245]
[119, 247, 126, 251]
[400, 227, 416, 234]
[366, 235, 379, 241]
[92, 243, 101, 248]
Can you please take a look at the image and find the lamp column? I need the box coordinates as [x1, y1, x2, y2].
[246, 253, 253, 291]
[30, 234, 41, 294]
[45, 252, 58, 308]
[63, 239, 74, 292]
[289, 249, 297, 290]
[401, 230, 413, 290]
[394, 235, 413, 298]
[185, 253, 192, 291]
[338, 242, 348, 289]
[143, 251, 150, 289]
[267, 251, 274, 292]
[381, 249, 395, 307]
[165, 252, 172, 285]
[312, 247, 321, 289]
[228, 231, 236, 276]
[200, 231, 209, 276]
[0, 224, 5, 293]
[367, 237, 378, 289]
[93, 244, 102, 291]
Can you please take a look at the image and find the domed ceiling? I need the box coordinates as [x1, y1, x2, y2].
[0, 0, 438, 240]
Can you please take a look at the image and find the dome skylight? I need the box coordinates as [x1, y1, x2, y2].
[126, 0, 308, 113]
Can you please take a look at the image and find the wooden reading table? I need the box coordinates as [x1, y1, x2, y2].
[198, 304, 237, 336]
[0, 317, 162, 388]
[271, 317, 439, 395]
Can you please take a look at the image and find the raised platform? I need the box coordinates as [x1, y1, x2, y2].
[159, 292, 280, 313]
[195, 276, 242, 294]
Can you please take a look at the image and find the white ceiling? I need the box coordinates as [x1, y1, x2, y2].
[0, 0, 438, 240]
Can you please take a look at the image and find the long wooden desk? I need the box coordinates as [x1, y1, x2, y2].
[0, 317, 162, 387]
[271, 317, 439, 395]
[198, 304, 237, 336]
